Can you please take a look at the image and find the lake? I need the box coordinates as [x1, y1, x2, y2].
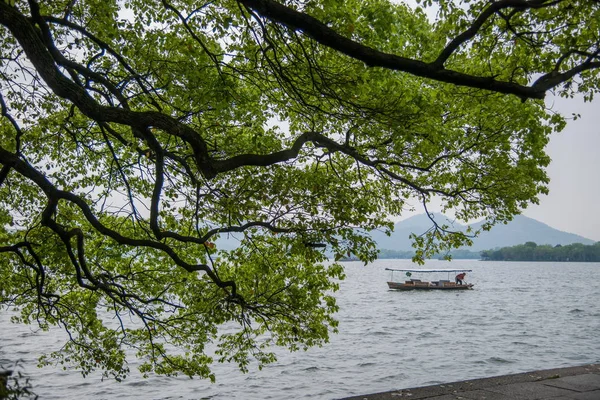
[1, 259, 599, 399]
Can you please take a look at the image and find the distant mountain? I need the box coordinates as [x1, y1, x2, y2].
[369, 213, 595, 252]
[469, 215, 595, 250]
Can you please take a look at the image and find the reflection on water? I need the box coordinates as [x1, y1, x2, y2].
[1, 260, 600, 399]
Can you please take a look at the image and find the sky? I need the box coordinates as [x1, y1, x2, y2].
[522, 96, 600, 241]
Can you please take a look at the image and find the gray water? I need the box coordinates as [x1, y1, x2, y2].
[1, 260, 599, 399]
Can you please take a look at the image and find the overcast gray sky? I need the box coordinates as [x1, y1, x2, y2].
[523, 96, 600, 241]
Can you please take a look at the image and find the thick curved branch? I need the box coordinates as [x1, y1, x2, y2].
[27, 2, 129, 108]
[213, 130, 317, 172]
[238, 0, 548, 99]
[202, 221, 292, 241]
[43, 219, 98, 291]
[0, 3, 216, 178]
[216, 131, 463, 196]
[42, 15, 164, 111]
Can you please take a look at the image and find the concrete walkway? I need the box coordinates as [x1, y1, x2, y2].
[340, 364, 600, 400]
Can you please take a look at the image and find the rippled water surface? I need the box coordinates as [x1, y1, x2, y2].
[2, 260, 600, 399]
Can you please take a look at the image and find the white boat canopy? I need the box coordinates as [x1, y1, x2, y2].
[385, 268, 472, 273]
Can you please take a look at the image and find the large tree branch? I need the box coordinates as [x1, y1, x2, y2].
[238, 0, 554, 99]
[216, 131, 467, 197]
[0, 2, 217, 178]
[42, 15, 165, 111]
[27, 2, 129, 108]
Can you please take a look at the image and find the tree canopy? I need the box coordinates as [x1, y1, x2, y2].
[0, 0, 599, 381]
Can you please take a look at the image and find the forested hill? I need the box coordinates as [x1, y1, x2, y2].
[369, 214, 595, 252]
[481, 242, 600, 262]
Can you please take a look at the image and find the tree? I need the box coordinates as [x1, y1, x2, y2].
[0, 0, 598, 381]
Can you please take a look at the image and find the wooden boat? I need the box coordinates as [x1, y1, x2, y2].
[386, 268, 474, 291]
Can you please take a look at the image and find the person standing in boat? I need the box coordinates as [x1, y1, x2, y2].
[455, 272, 466, 285]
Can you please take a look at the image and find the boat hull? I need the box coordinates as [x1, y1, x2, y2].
[387, 282, 474, 290]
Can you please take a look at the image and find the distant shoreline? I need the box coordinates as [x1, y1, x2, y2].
[341, 241, 600, 262]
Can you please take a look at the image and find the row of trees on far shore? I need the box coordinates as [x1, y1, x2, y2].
[377, 248, 481, 260]
[481, 242, 600, 262]
[369, 242, 600, 262]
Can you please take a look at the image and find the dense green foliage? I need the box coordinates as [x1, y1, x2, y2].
[0, 0, 599, 382]
[482, 242, 600, 262]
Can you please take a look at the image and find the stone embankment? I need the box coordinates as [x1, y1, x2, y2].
[340, 364, 600, 400]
